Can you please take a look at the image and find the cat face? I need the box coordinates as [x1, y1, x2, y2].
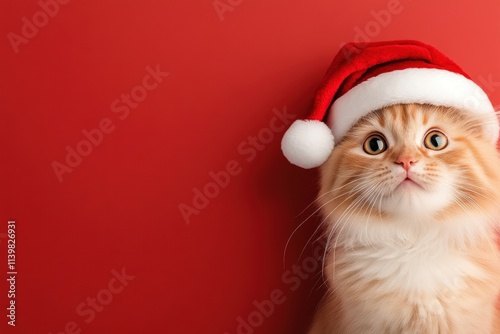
[319, 104, 500, 240]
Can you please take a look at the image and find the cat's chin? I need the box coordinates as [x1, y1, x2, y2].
[383, 183, 453, 218]
[390, 178, 428, 199]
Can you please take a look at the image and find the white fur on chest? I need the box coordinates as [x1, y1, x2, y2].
[331, 213, 493, 296]
[340, 241, 485, 295]
[331, 241, 493, 333]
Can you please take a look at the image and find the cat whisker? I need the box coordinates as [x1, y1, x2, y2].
[292, 176, 374, 220]
[321, 192, 369, 278]
[283, 176, 376, 266]
[326, 182, 384, 277]
[315, 185, 371, 271]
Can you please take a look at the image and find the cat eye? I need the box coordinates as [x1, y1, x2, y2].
[363, 134, 387, 155]
[424, 130, 448, 150]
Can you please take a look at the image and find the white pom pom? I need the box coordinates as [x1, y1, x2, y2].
[281, 120, 335, 169]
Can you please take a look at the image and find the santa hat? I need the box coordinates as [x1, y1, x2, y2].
[281, 40, 499, 169]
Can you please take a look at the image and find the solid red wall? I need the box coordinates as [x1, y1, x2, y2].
[2, 0, 500, 333]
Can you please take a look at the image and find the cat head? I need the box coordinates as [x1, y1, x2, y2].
[318, 103, 500, 244]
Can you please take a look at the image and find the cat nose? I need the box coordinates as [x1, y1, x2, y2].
[395, 156, 417, 171]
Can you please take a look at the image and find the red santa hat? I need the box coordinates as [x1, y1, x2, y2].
[281, 40, 498, 169]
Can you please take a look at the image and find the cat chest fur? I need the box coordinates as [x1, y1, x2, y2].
[330, 240, 498, 332]
[335, 242, 486, 294]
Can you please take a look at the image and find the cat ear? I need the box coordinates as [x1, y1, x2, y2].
[281, 120, 334, 169]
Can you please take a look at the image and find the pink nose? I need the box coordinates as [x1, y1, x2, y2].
[395, 156, 417, 171]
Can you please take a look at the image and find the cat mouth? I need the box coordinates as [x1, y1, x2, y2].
[397, 176, 423, 190]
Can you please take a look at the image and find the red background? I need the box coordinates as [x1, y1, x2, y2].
[2, 0, 500, 333]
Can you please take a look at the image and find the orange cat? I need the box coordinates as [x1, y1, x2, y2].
[310, 103, 500, 334]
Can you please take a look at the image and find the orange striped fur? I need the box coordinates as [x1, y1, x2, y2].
[311, 104, 500, 334]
